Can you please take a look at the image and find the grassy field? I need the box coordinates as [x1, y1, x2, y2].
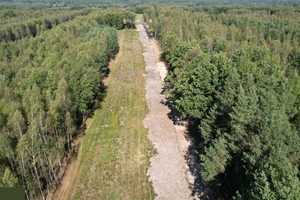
[67, 29, 155, 199]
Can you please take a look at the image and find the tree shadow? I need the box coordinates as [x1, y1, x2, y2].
[141, 21, 153, 40]
[160, 94, 214, 200]
[185, 120, 214, 200]
[125, 23, 136, 29]
[143, 17, 214, 199]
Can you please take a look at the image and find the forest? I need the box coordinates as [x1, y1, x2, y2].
[0, 6, 135, 199]
[1, 0, 300, 6]
[144, 4, 300, 199]
[0, 1, 299, 200]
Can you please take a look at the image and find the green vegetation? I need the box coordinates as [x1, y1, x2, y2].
[0, 8, 135, 199]
[2, 0, 300, 6]
[68, 29, 154, 199]
[144, 4, 300, 199]
[1, 1, 300, 200]
[0, 10, 89, 42]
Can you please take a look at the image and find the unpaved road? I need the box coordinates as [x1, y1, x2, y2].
[49, 22, 199, 200]
[138, 21, 195, 200]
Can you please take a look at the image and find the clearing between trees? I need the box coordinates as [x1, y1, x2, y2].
[52, 29, 155, 199]
[52, 19, 201, 200]
[1, 4, 299, 200]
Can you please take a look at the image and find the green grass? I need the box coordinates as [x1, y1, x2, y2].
[136, 14, 143, 20]
[68, 30, 155, 199]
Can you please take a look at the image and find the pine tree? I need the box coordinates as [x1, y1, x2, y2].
[173, 53, 219, 119]
[201, 136, 230, 182]
[2, 168, 19, 187]
[249, 170, 276, 200]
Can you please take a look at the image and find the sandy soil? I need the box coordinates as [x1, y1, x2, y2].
[138, 21, 196, 200]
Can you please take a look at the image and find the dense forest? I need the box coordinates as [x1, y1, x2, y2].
[0, 7, 135, 199]
[144, 4, 300, 199]
[1, 0, 300, 6]
[1, 1, 300, 200]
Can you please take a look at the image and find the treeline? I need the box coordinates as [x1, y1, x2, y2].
[144, 5, 299, 60]
[144, 5, 300, 199]
[91, 9, 136, 29]
[3, 0, 300, 5]
[0, 10, 135, 199]
[0, 10, 89, 42]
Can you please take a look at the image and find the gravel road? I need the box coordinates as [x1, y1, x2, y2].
[138, 21, 195, 200]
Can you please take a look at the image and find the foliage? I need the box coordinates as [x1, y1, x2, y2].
[2, 168, 19, 187]
[145, 5, 300, 199]
[92, 10, 136, 29]
[0, 8, 135, 199]
[0, 10, 89, 42]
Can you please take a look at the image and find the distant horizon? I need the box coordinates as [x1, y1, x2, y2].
[0, 0, 300, 6]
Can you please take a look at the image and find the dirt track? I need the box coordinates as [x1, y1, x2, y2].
[138, 21, 195, 200]
[49, 22, 198, 200]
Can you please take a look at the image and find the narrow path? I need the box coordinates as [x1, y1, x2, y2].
[138, 21, 195, 200]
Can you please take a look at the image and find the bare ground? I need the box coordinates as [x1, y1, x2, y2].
[138, 21, 197, 200]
